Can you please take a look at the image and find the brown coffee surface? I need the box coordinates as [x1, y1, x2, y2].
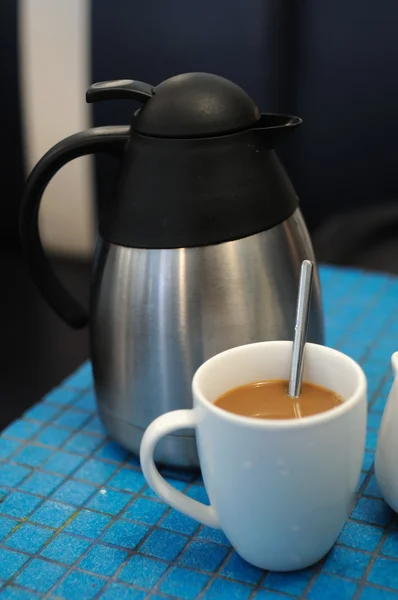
[214, 380, 344, 419]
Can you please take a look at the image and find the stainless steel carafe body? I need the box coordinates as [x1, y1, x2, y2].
[91, 209, 323, 467]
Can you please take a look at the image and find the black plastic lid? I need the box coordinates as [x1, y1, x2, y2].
[85, 73, 300, 249]
[135, 73, 261, 138]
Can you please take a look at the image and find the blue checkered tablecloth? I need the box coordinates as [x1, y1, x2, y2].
[0, 265, 397, 600]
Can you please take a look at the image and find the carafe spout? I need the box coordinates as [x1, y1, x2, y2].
[251, 114, 302, 147]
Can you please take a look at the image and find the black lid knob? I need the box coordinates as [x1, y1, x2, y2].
[137, 73, 261, 138]
[87, 73, 261, 138]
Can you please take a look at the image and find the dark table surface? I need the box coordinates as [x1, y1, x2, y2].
[0, 252, 90, 430]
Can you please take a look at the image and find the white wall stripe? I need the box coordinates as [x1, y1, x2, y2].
[19, 0, 95, 258]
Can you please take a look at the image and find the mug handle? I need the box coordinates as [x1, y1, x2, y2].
[140, 410, 220, 529]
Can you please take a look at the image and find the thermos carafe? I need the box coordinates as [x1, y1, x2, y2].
[20, 73, 324, 467]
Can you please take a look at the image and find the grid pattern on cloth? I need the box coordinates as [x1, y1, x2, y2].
[0, 266, 397, 599]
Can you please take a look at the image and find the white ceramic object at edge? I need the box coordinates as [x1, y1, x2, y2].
[375, 352, 398, 512]
[140, 341, 367, 572]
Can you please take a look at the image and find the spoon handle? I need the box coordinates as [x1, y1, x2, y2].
[288, 260, 314, 398]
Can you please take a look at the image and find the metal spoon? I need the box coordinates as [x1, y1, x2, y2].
[288, 259, 314, 399]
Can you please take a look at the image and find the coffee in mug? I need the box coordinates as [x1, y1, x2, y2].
[215, 380, 344, 419]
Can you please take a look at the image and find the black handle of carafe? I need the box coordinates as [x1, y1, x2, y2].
[19, 126, 130, 328]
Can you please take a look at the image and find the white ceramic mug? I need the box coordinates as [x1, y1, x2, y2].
[140, 341, 367, 571]
[375, 352, 398, 512]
